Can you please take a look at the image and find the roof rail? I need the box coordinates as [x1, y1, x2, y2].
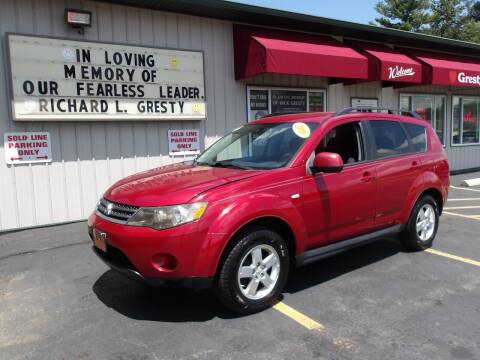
[333, 107, 421, 119]
[261, 111, 309, 118]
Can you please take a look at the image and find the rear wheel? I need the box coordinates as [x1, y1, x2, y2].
[215, 227, 289, 314]
[400, 194, 439, 251]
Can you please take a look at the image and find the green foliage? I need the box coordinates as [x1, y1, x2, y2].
[428, 0, 470, 39]
[463, 20, 480, 42]
[374, 0, 430, 31]
[373, 0, 480, 43]
[470, 1, 480, 21]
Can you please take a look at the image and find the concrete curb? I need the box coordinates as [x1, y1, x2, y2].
[461, 178, 480, 187]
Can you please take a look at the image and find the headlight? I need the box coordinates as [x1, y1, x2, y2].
[127, 202, 208, 230]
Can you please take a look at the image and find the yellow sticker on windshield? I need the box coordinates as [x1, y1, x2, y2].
[292, 122, 311, 138]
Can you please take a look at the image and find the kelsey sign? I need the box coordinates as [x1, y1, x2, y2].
[7, 34, 206, 121]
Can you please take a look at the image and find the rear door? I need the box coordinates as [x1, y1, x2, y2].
[367, 120, 421, 228]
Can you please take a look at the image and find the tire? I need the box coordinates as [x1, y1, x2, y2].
[215, 226, 290, 314]
[400, 194, 439, 251]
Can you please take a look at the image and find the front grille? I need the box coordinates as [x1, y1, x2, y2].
[96, 197, 139, 223]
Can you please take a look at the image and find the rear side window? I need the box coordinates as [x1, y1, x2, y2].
[369, 120, 409, 158]
[404, 123, 427, 152]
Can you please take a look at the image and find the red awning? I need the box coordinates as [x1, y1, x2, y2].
[233, 25, 368, 80]
[406, 50, 480, 87]
[352, 42, 422, 83]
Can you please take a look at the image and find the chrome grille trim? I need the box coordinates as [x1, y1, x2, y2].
[96, 197, 140, 223]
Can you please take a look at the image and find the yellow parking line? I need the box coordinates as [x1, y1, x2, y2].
[443, 211, 480, 221]
[444, 206, 480, 210]
[272, 301, 325, 331]
[425, 248, 480, 267]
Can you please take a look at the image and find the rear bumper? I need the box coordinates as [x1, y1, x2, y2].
[92, 246, 214, 289]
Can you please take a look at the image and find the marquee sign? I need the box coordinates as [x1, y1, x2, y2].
[7, 34, 206, 121]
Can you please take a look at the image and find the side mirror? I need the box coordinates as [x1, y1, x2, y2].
[311, 152, 344, 174]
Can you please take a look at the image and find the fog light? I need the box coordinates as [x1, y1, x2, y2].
[152, 253, 178, 271]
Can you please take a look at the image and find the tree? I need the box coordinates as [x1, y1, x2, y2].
[373, 0, 430, 31]
[470, 1, 480, 21]
[463, 20, 480, 42]
[428, 0, 470, 39]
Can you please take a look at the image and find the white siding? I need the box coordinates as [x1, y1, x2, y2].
[1, 0, 480, 231]
[0, 0, 245, 231]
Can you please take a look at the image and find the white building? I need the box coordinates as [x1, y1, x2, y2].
[1, 0, 480, 231]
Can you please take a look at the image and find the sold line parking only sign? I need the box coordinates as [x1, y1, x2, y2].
[4, 132, 52, 165]
[168, 129, 200, 156]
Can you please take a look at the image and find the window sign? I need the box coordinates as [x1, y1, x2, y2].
[247, 87, 326, 121]
[452, 96, 480, 145]
[7, 34, 206, 121]
[400, 94, 446, 144]
[351, 98, 378, 108]
[249, 89, 269, 120]
[271, 90, 307, 113]
[309, 92, 326, 112]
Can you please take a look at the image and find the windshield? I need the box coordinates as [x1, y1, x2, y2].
[195, 122, 318, 170]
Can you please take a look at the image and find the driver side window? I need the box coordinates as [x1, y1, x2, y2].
[315, 122, 364, 164]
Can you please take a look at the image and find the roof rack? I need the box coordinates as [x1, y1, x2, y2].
[333, 107, 421, 119]
[261, 111, 309, 118]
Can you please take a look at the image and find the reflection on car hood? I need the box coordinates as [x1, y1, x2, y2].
[104, 162, 261, 207]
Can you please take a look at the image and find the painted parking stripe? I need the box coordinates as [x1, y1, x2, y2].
[450, 185, 480, 192]
[444, 206, 480, 210]
[425, 248, 480, 267]
[447, 198, 480, 201]
[272, 301, 325, 331]
[443, 211, 480, 221]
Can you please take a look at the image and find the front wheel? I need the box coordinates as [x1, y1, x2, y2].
[400, 194, 439, 251]
[215, 227, 290, 314]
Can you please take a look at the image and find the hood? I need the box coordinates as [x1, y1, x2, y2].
[104, 163, 260, 206]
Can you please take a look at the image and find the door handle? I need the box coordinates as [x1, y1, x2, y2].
[411, 160, 420, 169]
[361, 171, 375, 183]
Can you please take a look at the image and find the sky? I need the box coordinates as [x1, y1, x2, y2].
[228, 0, 379, 25]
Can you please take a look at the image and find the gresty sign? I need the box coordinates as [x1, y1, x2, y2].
[4, 132, 52, 165]
[168, 129, 200, 156]
[7, 34, 206, 120]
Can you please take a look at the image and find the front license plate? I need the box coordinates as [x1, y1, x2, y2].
[93, 229, 107, 252]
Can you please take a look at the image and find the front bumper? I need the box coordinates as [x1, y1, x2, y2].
[88, 212, 219, 287]
[92, 246, 213, 288]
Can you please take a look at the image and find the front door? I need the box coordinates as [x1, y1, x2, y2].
[301, 121, 377, 249]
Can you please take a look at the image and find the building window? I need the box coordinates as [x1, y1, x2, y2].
[247, 86, 326, 121]
[452, 96, 480, 145]
[400, 94, 446, 144]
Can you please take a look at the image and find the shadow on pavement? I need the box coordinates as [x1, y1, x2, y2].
[93, 270, 238, 322]
[286, 237, 402, 293]
[93, 237, 402, 321]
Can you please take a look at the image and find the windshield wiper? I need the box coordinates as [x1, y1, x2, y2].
[195, 159, 252, 170]
[211, 161, 252, 170]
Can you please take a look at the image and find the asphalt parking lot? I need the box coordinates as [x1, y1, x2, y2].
[1, 173, 480, 360]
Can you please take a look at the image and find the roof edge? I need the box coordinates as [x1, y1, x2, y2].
[93, 0, 480, 56]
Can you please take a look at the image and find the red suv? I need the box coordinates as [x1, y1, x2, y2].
[88, 108, 449, 314]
